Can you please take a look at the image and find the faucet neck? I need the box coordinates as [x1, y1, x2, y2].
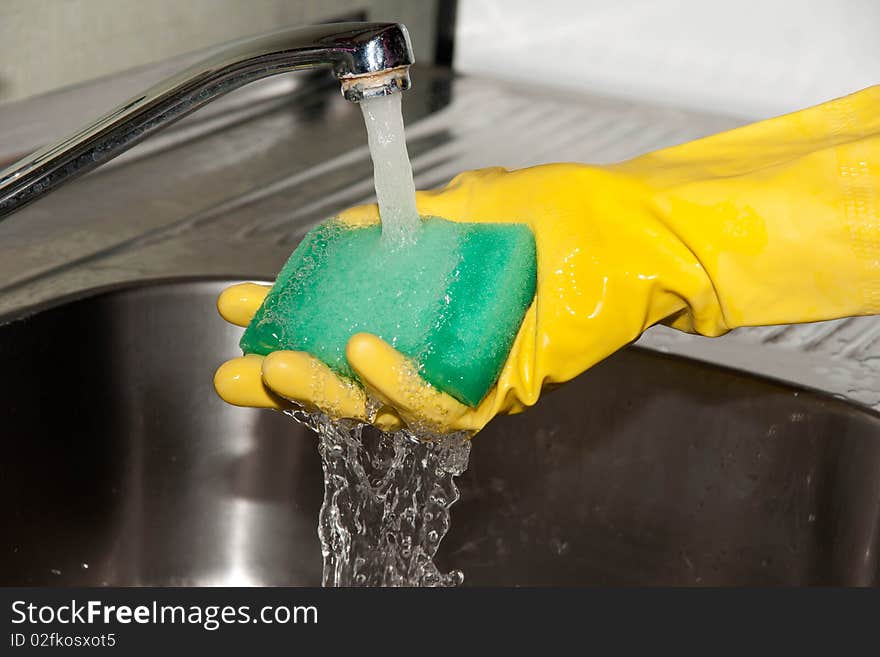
[0, 22, 414, 220]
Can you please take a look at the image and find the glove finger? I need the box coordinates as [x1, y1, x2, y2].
[414, 167, 515, 224]
[263, 349, 404, 431]
[217, 282, 270, 327]
[261, 350, 367, 421]
[214, 354, 286, 409]
[335, 203, 381, 227]
[345, 332, 481, 434]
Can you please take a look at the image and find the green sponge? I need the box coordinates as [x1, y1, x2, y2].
[240, 217, 536, 407]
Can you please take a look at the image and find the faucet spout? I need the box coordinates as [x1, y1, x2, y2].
[0, 22, 414, 220]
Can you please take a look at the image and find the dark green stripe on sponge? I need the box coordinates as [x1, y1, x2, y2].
[417, 223, 536, 406]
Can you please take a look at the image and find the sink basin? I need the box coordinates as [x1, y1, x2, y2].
[1, 279, 878, 586]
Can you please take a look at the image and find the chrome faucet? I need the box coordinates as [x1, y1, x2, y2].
[0, 22, 413, 220]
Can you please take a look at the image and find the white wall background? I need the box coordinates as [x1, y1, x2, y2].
[455, 0, 880, 120]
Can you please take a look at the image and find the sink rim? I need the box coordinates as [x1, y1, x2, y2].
[2, 273, 878, 423]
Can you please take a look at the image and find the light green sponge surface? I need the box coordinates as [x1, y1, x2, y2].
[240, 217, 536, 407]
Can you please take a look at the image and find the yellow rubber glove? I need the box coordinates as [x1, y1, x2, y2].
[215, 86, 880, 434]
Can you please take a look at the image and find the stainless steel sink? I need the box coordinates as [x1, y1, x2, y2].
[2, 279, 879, 586]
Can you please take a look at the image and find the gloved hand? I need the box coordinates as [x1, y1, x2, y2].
[215, 85, 880, 434]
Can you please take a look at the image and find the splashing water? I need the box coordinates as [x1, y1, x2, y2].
[360, 93, 420, 246]
[285, 408, 471, 587]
